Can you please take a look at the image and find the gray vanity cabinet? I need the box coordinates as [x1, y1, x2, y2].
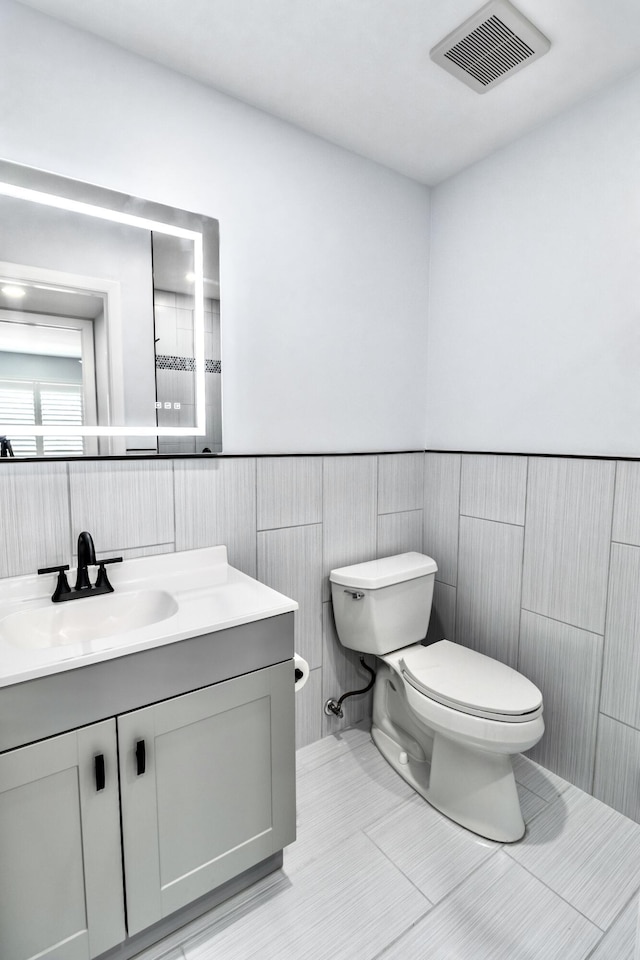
[0, 612, 296, 960]
[0, 719, 126, 960]
[118, 660, 296, 936]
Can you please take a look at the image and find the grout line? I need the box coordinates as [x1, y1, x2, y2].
[599, 711, 640, 734]
[459, 512, 525, 528]
[257, 521, 323, 534]
[519, 607, 604, 637]
[501, 848, 607, 934]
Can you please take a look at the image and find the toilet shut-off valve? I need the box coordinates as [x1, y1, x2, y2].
[324, 657, 376, 718]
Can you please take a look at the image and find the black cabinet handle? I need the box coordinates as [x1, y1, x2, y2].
[135, 739, 146, 776]
[94, 753, 105, 791]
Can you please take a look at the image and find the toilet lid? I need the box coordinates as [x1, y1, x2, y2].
[400, 640, 542, 720]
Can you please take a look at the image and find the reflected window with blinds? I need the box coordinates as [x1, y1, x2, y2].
[0, 312, 96, 456]
[0, 380, 84, 455]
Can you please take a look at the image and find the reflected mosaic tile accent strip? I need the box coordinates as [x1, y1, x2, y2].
[155, 355, 222, 373]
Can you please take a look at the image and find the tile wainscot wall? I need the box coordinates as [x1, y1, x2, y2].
[1, 451, 638, 826]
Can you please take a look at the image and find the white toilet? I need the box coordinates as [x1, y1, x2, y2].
[330, 552, 544, 842]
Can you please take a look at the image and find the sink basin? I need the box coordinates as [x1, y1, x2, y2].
[0, 590, 179, 649]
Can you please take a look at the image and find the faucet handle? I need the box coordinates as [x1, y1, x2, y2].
[95, 557, 123, 593]
[37, 564, 71, 602]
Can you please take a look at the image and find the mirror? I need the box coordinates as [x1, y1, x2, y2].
[0, 159, 221, 458]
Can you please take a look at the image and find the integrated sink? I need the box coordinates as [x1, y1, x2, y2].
[0, 589, 179, 650]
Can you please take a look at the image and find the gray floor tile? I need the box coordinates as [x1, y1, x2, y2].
[512, 753, 571, 803]
[375, 851, 601, 960]
[182, 831, 430, 960]
[295, 723, 372, 777]
[286, 735, 413, 877]
[508, 784, 640, 929]
[517, 782, 549, 824]
[366, 793, 498, 904]
[588, 894, 640, 960]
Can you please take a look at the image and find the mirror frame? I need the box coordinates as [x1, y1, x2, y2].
[0, 159, 218, 443]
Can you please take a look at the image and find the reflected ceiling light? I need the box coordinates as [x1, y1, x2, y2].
[185, 271, 196, 282]
[1, 284, 26, 298]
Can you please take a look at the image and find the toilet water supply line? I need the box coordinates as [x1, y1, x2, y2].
[324, 658, 377, 719]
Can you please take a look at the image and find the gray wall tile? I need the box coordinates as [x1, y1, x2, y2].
[423, 453, 460, 586]
[257, 524, 322, 669]
[295, 667, 323, 751]
[594, 715, 640, 825]
[377, 510, 423, 559]
[456, 516, 523, 667]
[601, 543, 640, 729]
[69, 460, 174, 553]
[0, 462, 70, 577]
[519, 610, 603, 792]
[427, 581, 456, 644]
[460, 454, 527, 525]
[257, 457, 322, 530]
[378, 453, 424, 514]
[522, 458, 615, 633]
[174, 458, 256, 576]
[322, 601, 374, 736]
[612, 461, 640, 545]
[322, 456, 377, 600]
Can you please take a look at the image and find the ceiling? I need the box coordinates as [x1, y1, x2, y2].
[16, 0, 640, 184]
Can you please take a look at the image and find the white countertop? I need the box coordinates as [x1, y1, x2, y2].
[0, 546, 297, 688]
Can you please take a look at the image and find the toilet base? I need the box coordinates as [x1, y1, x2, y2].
[371, 723, 525, 843]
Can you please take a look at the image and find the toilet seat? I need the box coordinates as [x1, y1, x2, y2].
[398, 640, 543, 723]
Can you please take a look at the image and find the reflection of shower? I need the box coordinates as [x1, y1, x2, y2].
[0, 435, 14, 457]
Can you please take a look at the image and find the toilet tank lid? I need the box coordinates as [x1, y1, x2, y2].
[330, 552, 437, 589]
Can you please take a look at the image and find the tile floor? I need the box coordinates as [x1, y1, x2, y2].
[134, 724, 640, 960]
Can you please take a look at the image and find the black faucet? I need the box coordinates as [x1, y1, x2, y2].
[38, 532, 123, 603]
[76, 530, 96, 590]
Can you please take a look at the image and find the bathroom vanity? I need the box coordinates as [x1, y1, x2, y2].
[0, 546, 297, 960]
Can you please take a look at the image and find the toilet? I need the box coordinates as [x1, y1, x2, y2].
[329, 552, 544, 842]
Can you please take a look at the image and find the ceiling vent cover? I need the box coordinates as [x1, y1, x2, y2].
[430, 0, 550, 93]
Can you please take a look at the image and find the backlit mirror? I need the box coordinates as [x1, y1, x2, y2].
[0, 159, 221, 458]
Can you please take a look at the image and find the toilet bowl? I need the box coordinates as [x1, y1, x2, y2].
[330, 552, 544, 842]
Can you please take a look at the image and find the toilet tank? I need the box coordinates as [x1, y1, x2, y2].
[329, 552, 437, 656]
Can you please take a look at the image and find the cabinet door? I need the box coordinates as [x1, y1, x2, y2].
[0, 719, 125, 960]
[118, 660, 296, 935]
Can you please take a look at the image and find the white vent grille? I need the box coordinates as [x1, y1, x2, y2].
[430, 0, 550, 94]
